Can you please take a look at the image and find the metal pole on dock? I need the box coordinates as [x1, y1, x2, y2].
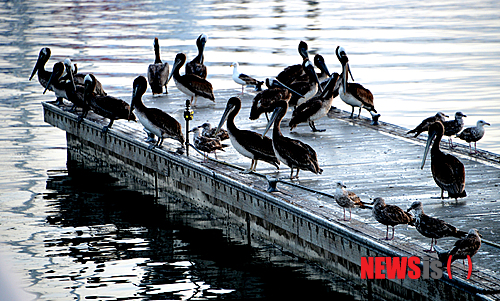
[184, 99, 194, 156]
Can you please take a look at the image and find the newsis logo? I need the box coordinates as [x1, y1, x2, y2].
[361, 256, 473, 280]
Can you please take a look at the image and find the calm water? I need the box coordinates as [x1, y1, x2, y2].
[1, 0, 500, 299]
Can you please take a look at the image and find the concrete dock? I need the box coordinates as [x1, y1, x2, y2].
[43, 88, 500, 301]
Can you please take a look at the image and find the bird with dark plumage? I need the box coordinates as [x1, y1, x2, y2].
[435, 229, 481, 268]
[456, 120, 490, 153]
[407, 201, 467, 252]
[407, 112, 448, 138]
[200, 122, 229, 141]
[276, 41, 310, 86]
[148, 37, 169, 96]
[128, 75, 184, 149]
[190, 126, 228, 161]
[249, 78, 302, 121]
[421, 121, 466, 200]
[334, 181, 372, 221]
[185, 34, 208, 79]
[372, 197, 414, 240]
[443, 111, 466, 148]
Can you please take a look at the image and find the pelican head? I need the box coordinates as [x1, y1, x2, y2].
[216, 97, 240, 136]
[129, 75, 147, 120]
[167, 53, 187, 84]
[314, 54, 330, 78]
[298, 41, 309, 61]
[421, 121, 445, 169]
[30, 47, 51, 81]
[262, 100, 288, 138]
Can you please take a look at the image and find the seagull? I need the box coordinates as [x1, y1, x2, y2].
[372, 197, 414, 240]
[231, 62, 263, 94]
[200, 122, 229, 141]
[443, 112, 466, 148]
[435, 229, 481, 268]
[334, 181, 371, 221]
[190, 126, 228, 161]
[456, 120, 490, 153]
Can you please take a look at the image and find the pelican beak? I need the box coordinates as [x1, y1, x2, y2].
[341, 63, 348, 94]
[167, 58, 180, 85]
[29, 59, 40, 81]
[262, 106, 282, 138]
[304, 62, 323, 93]
[347, 63, 354, 81]
[421, 129, 437, 169]
[270, 79, 303, 98]
[216, 103, 233, 136]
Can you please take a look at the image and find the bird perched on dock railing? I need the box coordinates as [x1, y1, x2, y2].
[372, 197, 414, 240]
[190, 126, 228, 162]
[200, 122, 229, 141]
[406, 201, 467, 253]
[334, 181, 372, 221]
[406, 112, 448, 138]
[456, 120, 490, 154]
[443, 111, 466, 148]
[434, 228, 481, 268]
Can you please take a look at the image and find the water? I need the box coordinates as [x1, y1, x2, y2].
[1, 0, 499, 299]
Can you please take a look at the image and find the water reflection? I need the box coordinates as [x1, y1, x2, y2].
[40, 169, 365, 300]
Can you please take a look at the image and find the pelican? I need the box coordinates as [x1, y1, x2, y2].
[457, 120, 490, 153]
[231, 62, 263, 94]
[44, 62, 86, 112]
[276, 41, 310, 85]
[216, 97, 279, 173]
[289, 72, 340, 132]
[185, 34, 208, 79]
[82, 74, 136, 133]
[168, 53, 214, 105]
[407, 112, 448, 138]
[282, 59, 323, 108]
[128, 76, 184, 149]
[334, 181, 371, 221]
[313, 54, 331, 85]
[249, 78, 302, 121]
[407, 201, 467, 252]
[30, 47, 66, 104]
[443, 111, 466, 148]
[336, 46, 378, 123]
[262, 100, 322, 179]
[372, 197, 414, 240]
[421, 121, 466, 200]
[62, 58, 106, 96]
[190, 126, 228, 161]
[435, 229, 481, 267]
[147, 37, 169, 95]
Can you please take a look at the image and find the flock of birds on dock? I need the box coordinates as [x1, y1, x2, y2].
[30, 35, 489, 269]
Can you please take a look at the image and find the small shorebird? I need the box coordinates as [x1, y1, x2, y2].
[147, 37, 169, 95]
[190, 126, 228, 161]
[421, 121, 466, 200]
[435, 229, 481, 267]
[407, 112, 448, 138]
[128, 76, 184, 149]
[456, 120, 490, 153]
[406, 201, 467, 252]
[334, 181, 371, 221]
[185, 34, 208, 79]
[231, 62, 263, 94]
[443, 111, 466, 148]
[372, 197, 414, 240]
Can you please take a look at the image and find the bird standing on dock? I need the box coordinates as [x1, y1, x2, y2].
[435, 229, 481, 267]
[62, 58, 106, 97]
[147, 37, 169, 95]
[83, 74, 136, 133]
[128, 75, 184, 149]
[289, 72, 340, 132]
[190, 126, 228, 161]
[336, 46, 379, 124]
[168, 53, 215, 105]
[276, 41, 310, 86]
[44, 62, 86, 113]
[283, 59, 323, 108]
[216, 97, 279, 173]
[443, 112, 466, 148]
[334, 181, 371, 221]
[407, 112, 448, 138]
[421, 121, 466, 200]
[372, 197, 414, 240]
[185, 34, 208, 79]
[314, 54, 331, 84]
[406, 201, 467, 252]
[200, 122, 229, 141]
[456, 120, 490, 153]
[30, 48, 67, 105]
[262, 100, 322, 179]
[231, 62, 264, 94]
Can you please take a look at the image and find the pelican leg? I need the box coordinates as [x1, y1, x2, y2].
[158, 137, 164, 148]
[441, 189, 445, 199]
[243, 160, 255, 173]
[54, 97, 64, 106]
[358, 106, 362, 119]
[309, 121, 325, 132]
[102, 119, 114, 133]
[350, 107, 355, 119]
[349, 207, 352, 221]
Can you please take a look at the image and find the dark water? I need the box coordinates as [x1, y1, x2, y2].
[1, 0, 500, 299]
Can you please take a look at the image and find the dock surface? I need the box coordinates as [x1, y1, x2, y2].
[44, 88, 500, 300]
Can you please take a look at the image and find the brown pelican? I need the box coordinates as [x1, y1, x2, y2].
[283, 59, 323, 108]
[168, 53, 214, 105]
[216, 97, 279, 173]
[44, 62, 86, 113]
[372, 197, 414, 240]
[83, 74, 136, 133]
[276, 41, 310, 85]
[435, 229, 481, 267]
[336, 46, 379, 123]
[200, 122, 229, 141]
[185, 34, 208, 79]
[30, 47, 67, 104]
[334, 181, 371, 221]
[128, 76, 184, 149]
[289, 72, 340, 132]
[407, 201, 467, 252]
[421, 121, 466, 200]
[457, 120, 490, 153]
[262, 100, 322, 179]
[190, 126, 228, 161]
[147, 37, 169, 95]
[443, 112, 466, 148]
[231, 62, 263, 94]
[62, 58, 106, 96]
[249, 78, 302, 121]
[407, 112, 448, 137]
[314, 54, 330, 83]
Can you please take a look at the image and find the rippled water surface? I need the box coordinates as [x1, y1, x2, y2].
[1, 0, 500, 299]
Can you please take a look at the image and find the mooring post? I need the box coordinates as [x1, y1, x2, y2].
[184, 99, 194, 156]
